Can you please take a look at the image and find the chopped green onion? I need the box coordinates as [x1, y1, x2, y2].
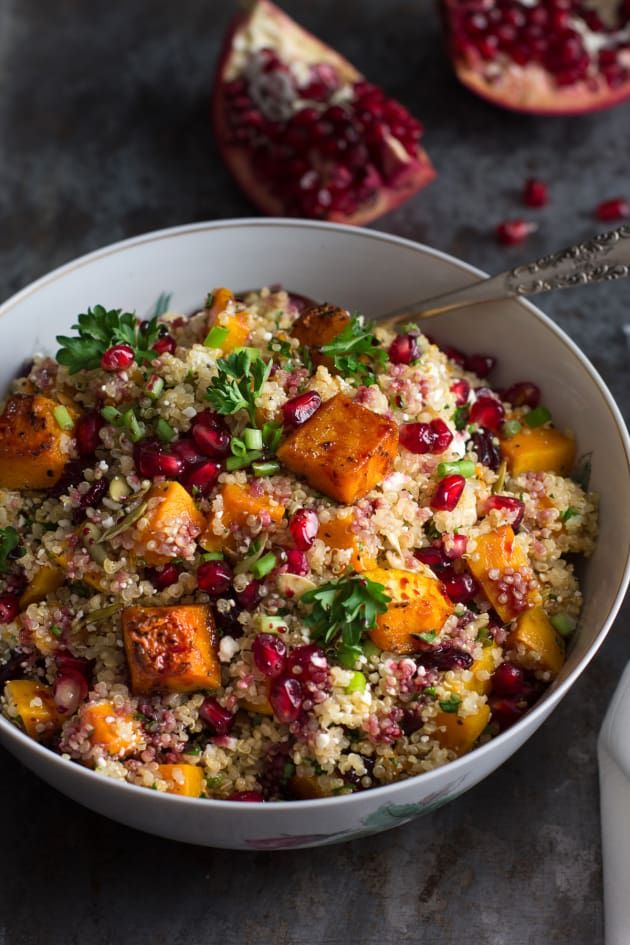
[156, 418, 176, 443]
[230, 437, 247, 457]
[225, 450, 262, 471]
[53, 405, 75, 431]
[251, 551, 277, 579]
[204, 325, 229, 348]
[337, 643, 363, 669]
[243, 427, 263, 451]
[501, 419, 522, 438]
[50, 624, 63, 638]
[255, 614, 287, 634]
[345, 671, 367, 694]
[200, 551, 224, 562]
[524, 406, 552, 428]
[437, 459, 476, 478]
[101, 405, 121, 425]
[550, 612, 577, 637]
[122, 408, 145, 443]
[262, 421, 283, 453]
[234, 535, 266, 575]
[439, 694, 462, 713]
[145, 374, 164, 399]
[252, 460, 281, 477]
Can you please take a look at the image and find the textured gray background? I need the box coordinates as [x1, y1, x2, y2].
[0, 1, 629, 943]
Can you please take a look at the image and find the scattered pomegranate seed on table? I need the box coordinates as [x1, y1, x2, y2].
[496, 219, 537, 246]
[596, 197, 630, 221]
[523, 178, 549, 208]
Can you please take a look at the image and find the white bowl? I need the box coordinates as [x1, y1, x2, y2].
[1, 219, 628, 850]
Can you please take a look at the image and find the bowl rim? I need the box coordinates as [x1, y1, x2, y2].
[1, 216, 629, 812]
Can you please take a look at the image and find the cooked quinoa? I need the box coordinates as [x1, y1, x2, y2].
[0, 288, 598, 801]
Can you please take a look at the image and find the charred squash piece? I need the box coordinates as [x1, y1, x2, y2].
[0, 394, 78, 489]
[4, 679, 61, 739]
[200, 482, 285, 552]
[289, 774, 328, 799]
[133, 481, 205, 566]
[468, 525, 540, 622]
[364, 567, 454, 655]
[319, 512, 376, 572]
[122, 604, 221, 695]
[433, 702, 490, 756]
[19, 566, 65, 609]
[158, 763, 204, 797]
[277, 394, 398, 504]
[291, 303, 351, 369]
[500, 426, 576, 476]
[83, 702, 143, 757]
[507, 606, 565, 676]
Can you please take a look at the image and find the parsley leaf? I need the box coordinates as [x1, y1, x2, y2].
[56, 306, 160, 374]
[0, 527, 20, 573]
[320, 314, 386, 387]
[453, 405, 469, 431]
[206, 348, 271, 426]
[438, 694, 462, 714]
[301, 573, 390, 651]
[560, 506, 579, 523]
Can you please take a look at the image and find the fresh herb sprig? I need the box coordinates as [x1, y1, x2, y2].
[56, 307, 160, 374]
[0, 527, 21, 573]
[301, 573, 390, 651]
[320, 314, 386, 387]
[206, 348, 271, 426]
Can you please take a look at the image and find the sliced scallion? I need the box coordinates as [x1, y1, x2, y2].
[252, 460, 281, 477]
[145, 374, 164, 400]
[204, 325, 229, 349]
[524, 406, 552, 428]
[156, 418, 176, 443]
[437, 459, 476, 478]
[550, 612, 577, 637]
[243, 427, 263, 451]
[225, 450, 262, 471]
[501, 419, 522, 438]
[53, 405, 75, 431]
[345, 671, 367, 694]
[251, 551, 277, 579]
[101, 405, 121, 425]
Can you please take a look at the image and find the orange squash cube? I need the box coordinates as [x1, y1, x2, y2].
[468, 525, 540, 622]
[291, 304, 351, 370]
[122, 604, 221, 695]
[84, 701, 143, 758]
[158, 764, 204, 797]
[0, 394, 77, 489]
[364, 567, 454, 655]
[277, 394, 398, 504]
[433, 702, 490, 756]
[200, 482, 285, 551]
[319, 512, 376, 572]
[133, 480, 205, 566]
[507, 606, 565, 676]
[4, 679, 61, 739]
[19, 566, 65, 609]
[500, 426, 576, 475]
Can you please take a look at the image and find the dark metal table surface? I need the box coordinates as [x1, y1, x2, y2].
[0, 2, 628, 943]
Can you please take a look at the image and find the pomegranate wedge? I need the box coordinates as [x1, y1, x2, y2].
[212, 0, 435, 224]
[442, 0, 630, 115]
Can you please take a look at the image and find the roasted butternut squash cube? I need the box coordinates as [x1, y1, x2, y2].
[0, 394, 77, 489]
[122, 604, 221, 695]
[433, 702, 490, 756]
[84, 701, 143, 758]
[468, 525, 540, 622]
[133, 481, 205, 566]
[200, 482, 285, 551]
[500, 426, 576, 476]
[4, 679, 61, 739]
[277, 394, 398, 504]
[468, 644, 501, 696]
[158, 763, 204, 797]
[364, 567, 454, 655]
[207, 286, 234, 318]
[507, 606, 565, 676]
[19, 566, 65, 609]
[319, 512, 376, 572]
[291, 303, 351, 369]
[289, 774, 327, 799]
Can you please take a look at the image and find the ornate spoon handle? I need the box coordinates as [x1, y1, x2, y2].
[381, 224, 630, 328]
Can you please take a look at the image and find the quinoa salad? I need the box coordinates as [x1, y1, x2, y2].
[0, 288, 598, 801]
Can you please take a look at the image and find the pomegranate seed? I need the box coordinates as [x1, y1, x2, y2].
[282, 391, 321, 426]
[469, 430, 501, 471]
[450, 378, 470, 405]
[147, 563, 180, 589]
[0, 593, 19, 623]
[414, 643, 473, 671]
[235, 580, 261, 610]
[183, 460, 220, 496]
[289, 508, 319, 550]
[431, 474, 465, 512]
[228, 791, 265, 802]
[442, 571, 478, 603]
[388, 333, 419, 365]
[56, 653, 93, 680]
[133, 440, 184, 479]
[199, 697, 234, 735]
[469, 396, 504, 432]
[152, 335, 176, 356]
[270, 676, 303, 723]
[286, 643, 330, 691]
[431, 418, 454, 453]
[75, 412, 103, 457]
[399, 419, 453, 454]
[53, 671, 88, 715]
[442, 345, 466, 367]
[100, 344, 135, 372]
[489, 695, 525, 731]
[197, 560, 233, 596]
[171, 437, 206, 467]
[72, 477, 108, 524]
[192, 409, 223, 429]
[191, 423, 230, 458]
[285, 548, 310, 575]
[444, 533, 468, 559]
[503, 381, 540, 408]
[496, 219, 537, 245]
[465, 354, 496, 378]
[596, 197, 630, 222]
[523, 178, 549, 208]
[492, 661, 526, 696]
[252, 633, 287, 678]
[415, 545, 451, 571]
[485, 495, 525, 528]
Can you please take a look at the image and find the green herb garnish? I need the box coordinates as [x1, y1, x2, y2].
[0, 527, 20, 573]
[438, 694, 462, 714]
[560, 506, 579, 523]
[320, 314, 386, 387]
[56, 306, 160, 374]
[453, 405, 469, 431]
[414, 630, 437, 644]
[302, 573, 390, 651]
[206, 348, 271, 426]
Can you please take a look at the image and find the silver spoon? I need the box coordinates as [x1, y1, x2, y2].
[379, 224, 630, 330]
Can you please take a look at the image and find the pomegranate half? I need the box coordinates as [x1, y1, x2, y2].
[212, 0, 436, 224]
[442, 0, 630, 115]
